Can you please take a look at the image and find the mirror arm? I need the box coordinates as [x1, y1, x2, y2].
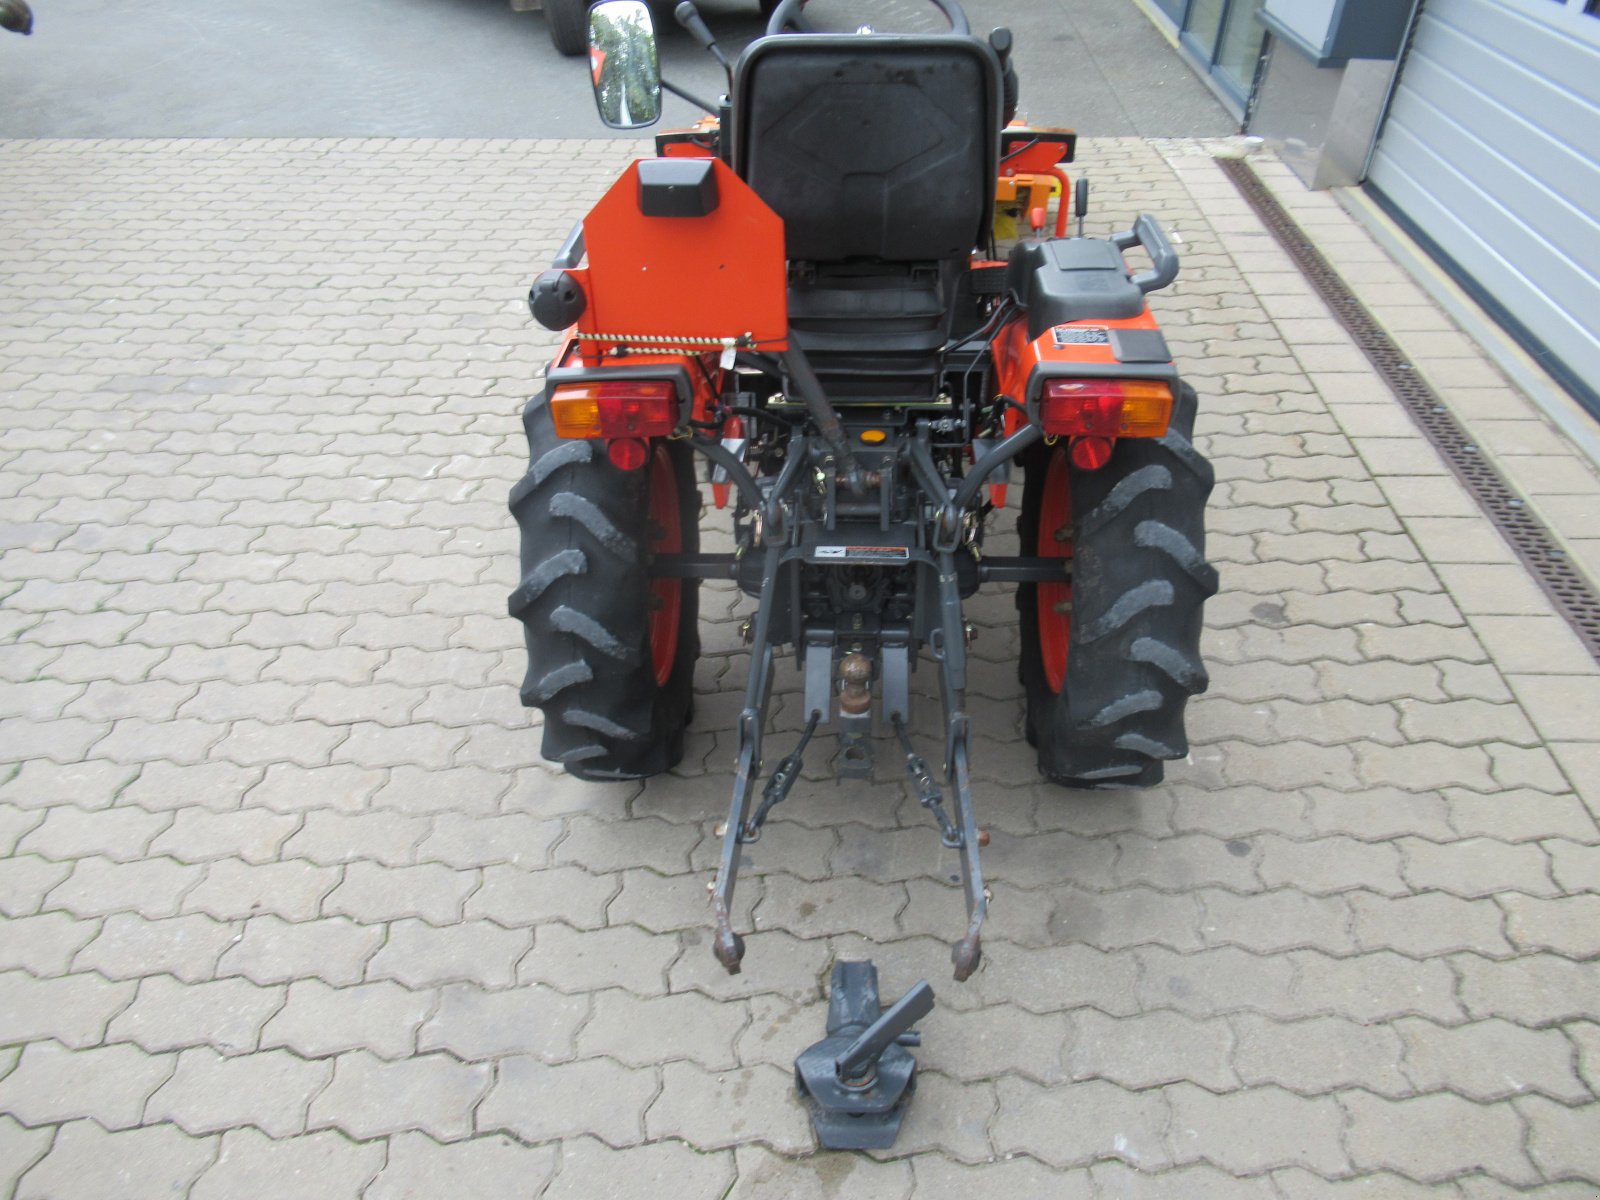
[660, 76, 720, 117]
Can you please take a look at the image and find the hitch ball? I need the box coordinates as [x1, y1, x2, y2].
[839, 652, 872, 716]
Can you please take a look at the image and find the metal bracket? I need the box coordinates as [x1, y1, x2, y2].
[795, 961, 933, 1150]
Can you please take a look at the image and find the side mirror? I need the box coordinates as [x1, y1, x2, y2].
[589, 1, 663, 130]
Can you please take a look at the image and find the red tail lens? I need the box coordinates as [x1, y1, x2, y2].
[1040, 379, 1173, 438]
[550, 380, 679, 439]
[607, 437, 650, 471]
[1070, 435, 1114, 471]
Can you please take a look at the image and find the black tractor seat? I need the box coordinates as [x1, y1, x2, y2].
[732, 32, 1003, 405]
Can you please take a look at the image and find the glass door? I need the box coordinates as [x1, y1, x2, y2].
[1171, 0, 1267, 109]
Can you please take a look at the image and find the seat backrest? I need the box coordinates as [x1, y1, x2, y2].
[732, 35, 1001, 264]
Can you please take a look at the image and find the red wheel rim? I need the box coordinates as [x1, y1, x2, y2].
[646, 443, 683, 688]
[1036, 448, 1073, 694]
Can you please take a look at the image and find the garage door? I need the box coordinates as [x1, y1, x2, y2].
[1366, 0, 1600, 415]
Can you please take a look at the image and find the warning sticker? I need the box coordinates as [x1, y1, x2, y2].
[815, 546, 911, 562]
[1052, 325, 1110, 346]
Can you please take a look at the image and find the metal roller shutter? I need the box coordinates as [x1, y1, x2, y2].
[1367, 0, 1600, 414]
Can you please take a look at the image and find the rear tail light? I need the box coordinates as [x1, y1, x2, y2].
[1040, 379, 1173, 438]
[550, 379, 679, 439]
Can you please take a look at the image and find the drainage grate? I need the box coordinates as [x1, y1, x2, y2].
[1217, 157, 1600, 666]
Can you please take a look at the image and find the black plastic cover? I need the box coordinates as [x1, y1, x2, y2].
[732, 36, 1001, 263]
[1006, 238, 1146, 339]
[1109, 328, 1171, 363]
[528, 269, 587, 331]
[637, 157, 720, 218]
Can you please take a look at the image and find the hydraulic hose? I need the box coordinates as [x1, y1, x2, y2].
[782, 342, 866, 496]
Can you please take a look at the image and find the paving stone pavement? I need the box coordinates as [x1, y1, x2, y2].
[2, 135, 1600, 1197]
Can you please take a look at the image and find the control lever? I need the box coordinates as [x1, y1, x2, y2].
[835, 980, 935, 1082]
[675, 2, 732, 86]
[1075, 176, 1090, 238]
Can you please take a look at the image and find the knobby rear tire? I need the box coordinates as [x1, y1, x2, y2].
[1018, 382, 1217, 788]
[508, 396, 700, 780]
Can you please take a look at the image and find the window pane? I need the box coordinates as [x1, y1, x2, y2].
[1216, 0, 1268, 93]
[1185, 0, 1226, 57]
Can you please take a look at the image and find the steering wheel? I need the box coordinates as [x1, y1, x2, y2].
[765, 0, 970, 37]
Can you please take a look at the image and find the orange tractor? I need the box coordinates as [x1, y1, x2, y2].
[511, 0, 1216, 980]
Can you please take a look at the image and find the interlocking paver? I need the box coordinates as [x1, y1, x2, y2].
[1167, 1082, 1350, 1177]
[1518, 1096, 1600, 1184]
[0, 1040, 175, 1129]
[1397, 1016, 1590, 1104]
[1230, 1012, 1409, 1096]
[993, 1076, 1164, 1169]
[307, 1049, 491, 1141]
[146, 1046, 332, 1138]
[149, 807, 298, 864]
[15, 1120, 217, 1200]
[519, 920, 677, 996]
[0, 1115, 54, 1199]
[478, 1055, 658, 1147]
[574, 988, 744, 1071]
[17, 802, 170, 862]
[1349, 891, 1515, 958]
[108, 973, 284, 1055]
[1343, 1091, 1537, 1186]
[0, 910, 100, 976]
[1197, 887, 1354, 954]
[261, 977, 434, 1061]
[1455, 953, 1600, 1025]
[182, 857, 339, 922]
[540, 1136, 735, 1200]
[369, 918, 530, 989]
[0, 759, 136, 812]
[366, 1132, 559, 1200]
[1499, 893, 1600, 958]
[45, 853, 205, 919]
[323, 860, 477, 924]
[120, 760, 264, 814]
[646, 1060, 812, 1155]
[1398, 836, 1558, 898]
[245, 762, 386, 814]
[467, 862, 618, 929]
[0, 968, 138, 1048]
[189, 1127, 383, 1200]
[217, 914, 382, 987]
[418, 811, 562, 869]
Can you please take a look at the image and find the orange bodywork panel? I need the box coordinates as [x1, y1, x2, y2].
[570, 158, 788, 360]
[992, 306, 1173, 438]
[996, 126, 1076, 238]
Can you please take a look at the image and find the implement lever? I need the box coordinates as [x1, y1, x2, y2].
[836, 980, 935, 1082]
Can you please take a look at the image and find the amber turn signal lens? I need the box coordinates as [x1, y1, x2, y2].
[1116, 381, 1175, 437]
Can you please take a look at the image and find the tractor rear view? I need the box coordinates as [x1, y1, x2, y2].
[511, 0, 1216, 980]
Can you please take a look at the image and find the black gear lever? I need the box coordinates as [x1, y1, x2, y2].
[675, 2, 733, 86]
